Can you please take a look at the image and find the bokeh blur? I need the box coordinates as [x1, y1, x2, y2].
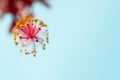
[0, 0, 120, 80]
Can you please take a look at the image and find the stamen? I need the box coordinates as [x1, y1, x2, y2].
[12, 15, 49, 57]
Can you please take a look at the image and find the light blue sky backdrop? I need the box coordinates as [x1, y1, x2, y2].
[0, 0, 120, 80]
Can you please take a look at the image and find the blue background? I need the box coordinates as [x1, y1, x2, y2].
[0, 0, 120, 80]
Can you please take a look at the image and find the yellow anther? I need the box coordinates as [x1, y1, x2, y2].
[25, 52, 30, 55]
[35, 19, 38, 22]
[19, 24, 24, 28]
[15, 42, 18, 45]
[39, 21, 47, 27]
[13, 32, 19, 35]
[46, 37, 49, 43]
